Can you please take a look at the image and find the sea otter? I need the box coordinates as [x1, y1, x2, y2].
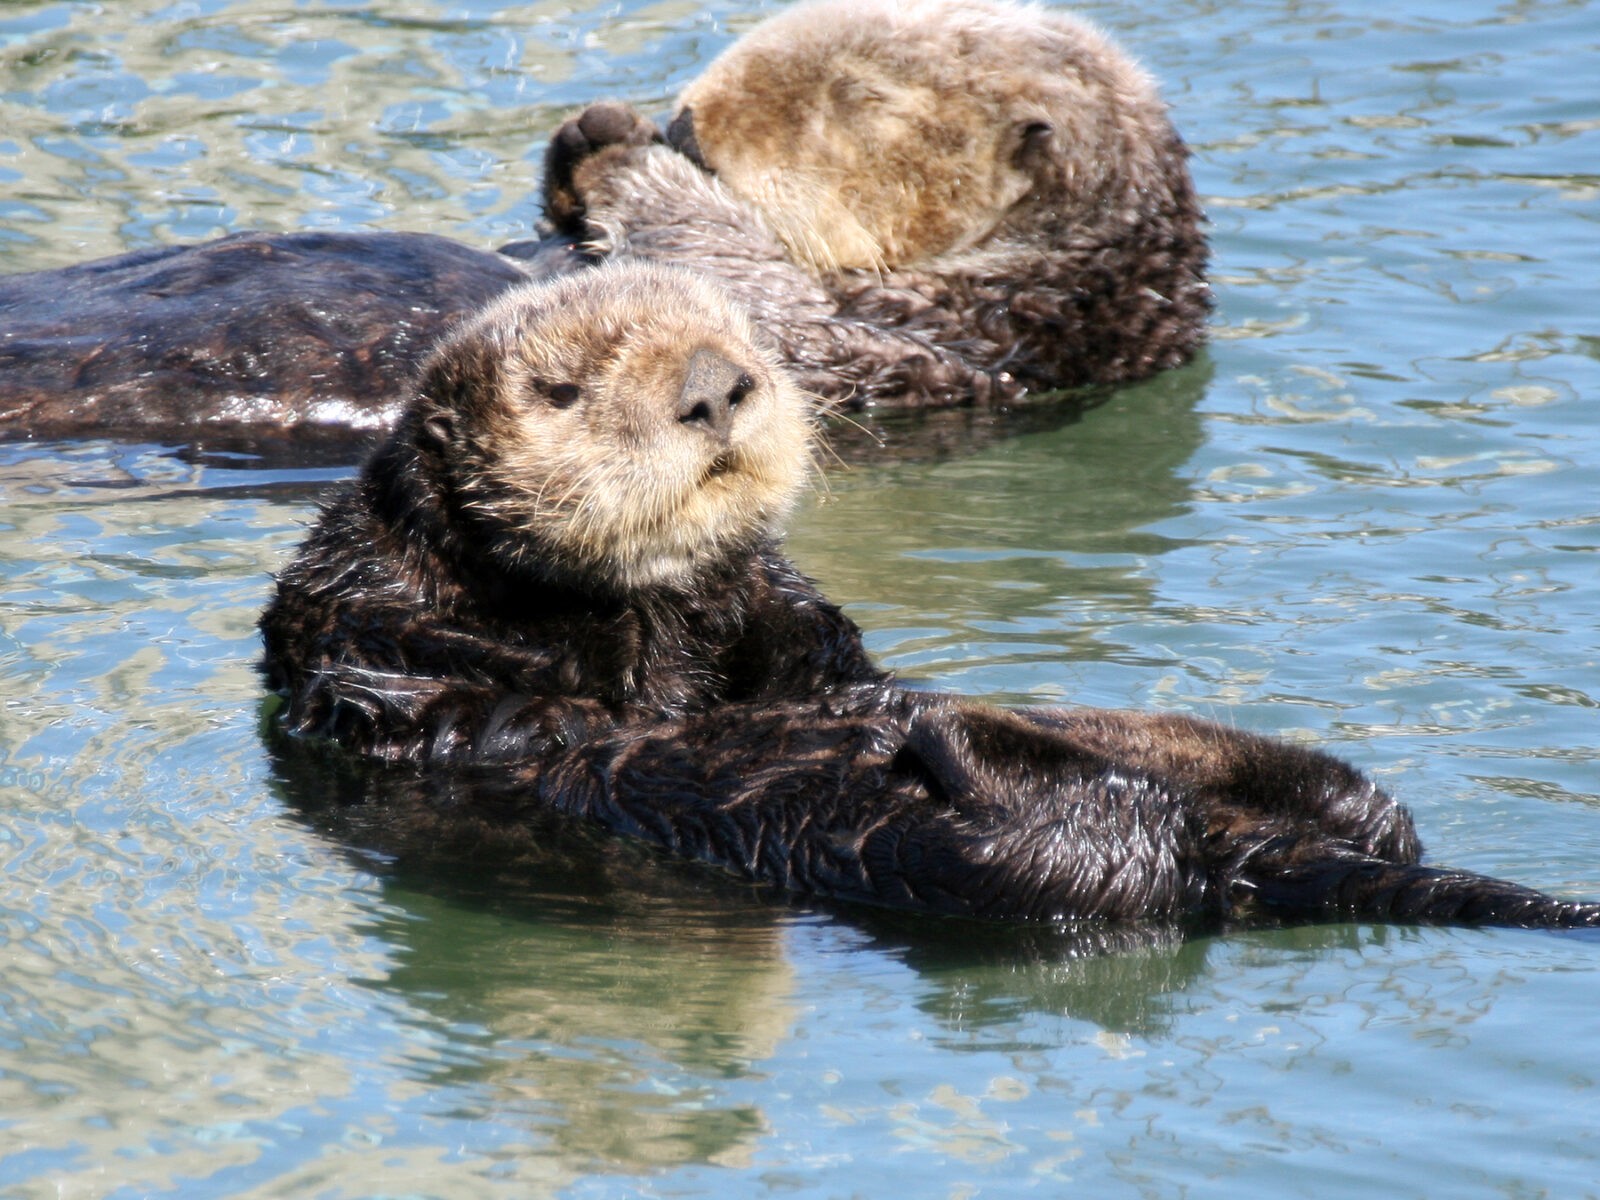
[1, 0, 1205, 442]
[262, 263, 1599, 931]
[259, 260, 884, 761]
[544, 0, 1209, 410]
[0, 232, 571, 443]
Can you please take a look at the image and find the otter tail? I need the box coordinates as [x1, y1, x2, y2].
[1244, 852, 1600, 930]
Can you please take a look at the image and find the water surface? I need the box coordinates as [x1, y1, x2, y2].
[1, 1, 1598, 1196]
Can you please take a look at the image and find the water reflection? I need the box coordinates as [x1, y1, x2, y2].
[270, 740, 797, 1173]
[847, 910, 1211, 1038]
[793, 359, 1212, 702]
[267, 722, 1397, 1075]
[384, 887, 789, 1172]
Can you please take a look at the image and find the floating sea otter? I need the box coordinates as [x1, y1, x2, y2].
[546, 0, 1208, 409]
[261, 262, 1597, 929]
[0, 0, 1206, 443]
[259, 261, 885, 761]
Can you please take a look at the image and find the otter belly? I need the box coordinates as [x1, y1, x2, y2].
[0, 230, 582, 444]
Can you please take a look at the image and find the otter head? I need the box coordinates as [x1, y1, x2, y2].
[671, 0, 1178, 274]
[408, 261, 813, 593]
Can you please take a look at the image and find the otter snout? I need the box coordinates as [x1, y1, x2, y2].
[676, 348, 754, 443]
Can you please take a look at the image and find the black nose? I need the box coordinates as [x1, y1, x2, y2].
[676, 349, 754, 443]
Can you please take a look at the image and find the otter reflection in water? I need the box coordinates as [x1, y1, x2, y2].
[261, 261, 1598, 931]
[0, 0, 1205, 443]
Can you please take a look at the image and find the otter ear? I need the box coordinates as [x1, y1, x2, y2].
[1012, 120, 1055, 170]
[829, 74, 888, 108]
[419, 337, 498, 421]
[420, 410, 455, 449]
[665, 107, 709, 171]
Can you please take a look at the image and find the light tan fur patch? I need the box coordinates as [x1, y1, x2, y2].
[434, 262, 813, 589]
[676, 0, 1169, 273]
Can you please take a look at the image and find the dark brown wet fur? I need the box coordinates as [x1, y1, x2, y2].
[0, 231, 583, 442]
[259, 263, 881, 763]
[527, 697, 1600, 929]
[262, 268, 1598, 933]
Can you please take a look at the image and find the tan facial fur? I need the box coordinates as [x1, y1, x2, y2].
[430, 262, 813, 590]
[675, 0, 1168, 273]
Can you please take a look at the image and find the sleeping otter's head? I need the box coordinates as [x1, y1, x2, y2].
[396, 261, 812, 593]
[670, 0, 1187, 274]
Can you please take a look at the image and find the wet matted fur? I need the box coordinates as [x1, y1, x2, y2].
[262, 263, 1597, 931]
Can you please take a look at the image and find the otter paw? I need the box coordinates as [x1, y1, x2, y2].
[543, 102, 663, 232]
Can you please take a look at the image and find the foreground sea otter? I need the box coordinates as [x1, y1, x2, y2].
[1, 0, 1205, 443]
[262, 263, 1597, 930]
[259, 261, 883, 759]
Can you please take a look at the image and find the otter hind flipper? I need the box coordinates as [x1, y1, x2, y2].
[897, 702, 1117, 817]
[1239, 842, 1600, 930]
[887, 704, 1213, 922]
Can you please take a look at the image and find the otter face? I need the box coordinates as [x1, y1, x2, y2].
[418, 262, 812, 591]
[672, 0, 1166, 273]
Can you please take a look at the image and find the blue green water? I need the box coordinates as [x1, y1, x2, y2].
[2, 1, 1598, 1196]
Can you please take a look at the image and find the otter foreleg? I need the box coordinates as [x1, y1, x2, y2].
[285, 660, 619, 764]
[541, 113, 1020, 410]
[262, 602, 624, 763]
[542, 101, 666, 233]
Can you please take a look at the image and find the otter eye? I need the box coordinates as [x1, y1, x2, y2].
[830, 75, 887, 107]
[547, 382, 581, 408]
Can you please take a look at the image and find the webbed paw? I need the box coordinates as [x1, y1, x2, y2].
[542, 102, 664, 233]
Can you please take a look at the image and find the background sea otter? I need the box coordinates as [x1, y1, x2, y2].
[0, 0, 1206, 443]
[549, 0, 1208, 409]
[263, 262, 1598, 931]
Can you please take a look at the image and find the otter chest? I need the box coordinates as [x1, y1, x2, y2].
[557, 600, 748, 715]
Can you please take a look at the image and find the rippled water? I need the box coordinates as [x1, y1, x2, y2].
[2, 1, 1598, 1196]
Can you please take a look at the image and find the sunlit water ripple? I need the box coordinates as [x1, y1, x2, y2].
[1, 1, 1597, 1196]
